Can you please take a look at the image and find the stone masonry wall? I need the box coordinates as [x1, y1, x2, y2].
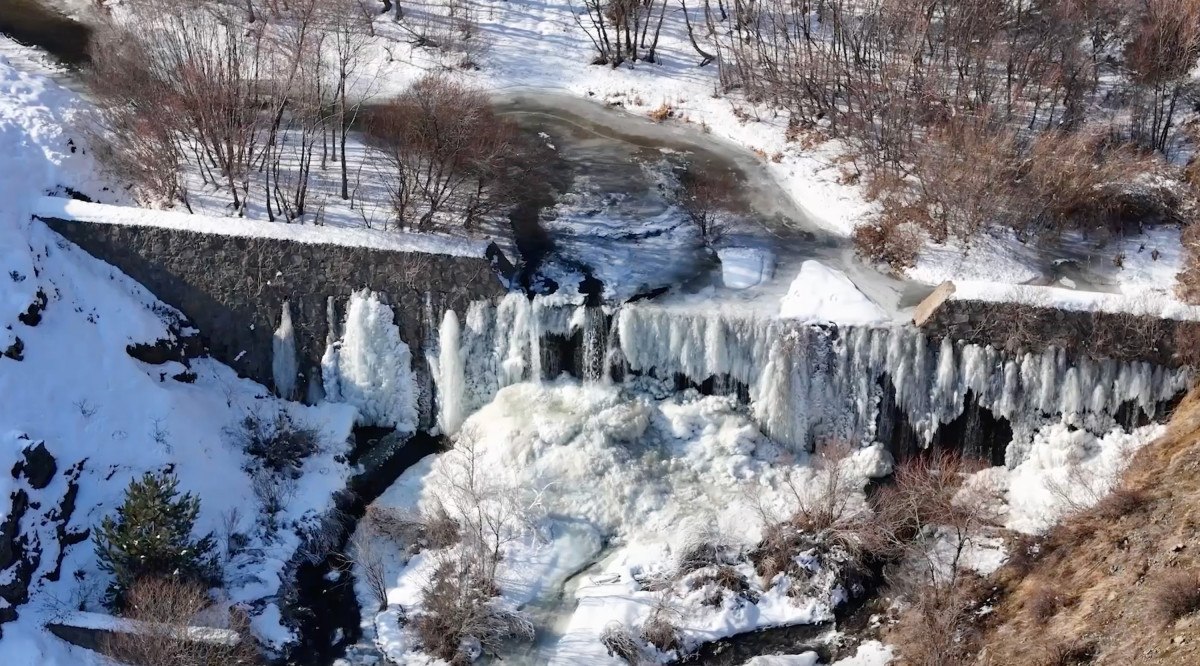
[42, 217, 512, 422]
[918, 296, 1200, 368]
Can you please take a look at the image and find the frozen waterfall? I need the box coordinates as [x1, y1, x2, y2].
[427, 294, 1190, 465]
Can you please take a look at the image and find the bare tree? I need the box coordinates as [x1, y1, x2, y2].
[363, 75, 523, 231]
[1126, 0, 1200, 154]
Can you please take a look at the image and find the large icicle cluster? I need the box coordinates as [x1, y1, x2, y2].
[432, 294, 1190, 465]
[322, 289, 419, 431]
[616, 304, 1189, 460]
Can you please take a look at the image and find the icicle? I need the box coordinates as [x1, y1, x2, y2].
[438, 310, 466, 435]
[272, 301, 298, 400]
[323, 290, 418, 430]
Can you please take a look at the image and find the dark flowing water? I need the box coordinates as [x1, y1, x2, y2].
[0, 0, 92, 66]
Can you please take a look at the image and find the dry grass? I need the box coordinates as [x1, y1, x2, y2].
[966, 389, 1200, 664]
[1147, 570, 1200, 626]
[648, 103, 673, 122]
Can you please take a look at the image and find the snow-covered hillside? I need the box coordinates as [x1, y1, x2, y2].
[0, 44, 357, 663]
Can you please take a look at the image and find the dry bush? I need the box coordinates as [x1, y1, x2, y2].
[1038, 640, 1098, 666]
[648, 103, 673, 122]
[102, 577, 262, 666]
[1146, 569, 1200, 625]
[1177, 224, 1200, 306]
[412, 557, 534, 664]
[362, 74, 524, 231]
[851, 216, 923, 272]
[640, 614, 681, 653]
[235, 412, 320, 477]
[601, 622, 647, 664]
[888, 573, 987, 666]
[1173, 320, 1200, 363]
[1026, 584, 1062, 621]
[363, 503, 460, 552]
[1089, 485, 1150, 521]
[1013, 132, 1172, 237]
[1003, 533, 1045, 578]
[686, 564, 754, 607]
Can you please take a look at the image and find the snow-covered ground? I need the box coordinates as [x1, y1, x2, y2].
[0, 43, 359, 663]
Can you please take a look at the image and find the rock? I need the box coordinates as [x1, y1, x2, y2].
[16, 290, 47, 327]
[13, 441, 56, 490]
[0, 489, 29, 571]
[127, 338, 186, 365]
[912, 281, 956, 327]
[2, 336, 23, 361]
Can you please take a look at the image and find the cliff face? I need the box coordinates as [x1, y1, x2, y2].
[43, 217, 512, 422]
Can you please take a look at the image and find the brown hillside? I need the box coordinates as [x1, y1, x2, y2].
[972, 390, 1200, 665]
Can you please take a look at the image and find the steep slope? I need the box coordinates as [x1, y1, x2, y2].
[973, 389, 1200, 664]
[0, 44, 356, 663]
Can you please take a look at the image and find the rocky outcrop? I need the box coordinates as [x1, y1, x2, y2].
[1, 436, 86, 637]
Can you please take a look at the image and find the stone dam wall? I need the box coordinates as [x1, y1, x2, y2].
[41, 215, 512, 423]
[914, 282, 1200, 368]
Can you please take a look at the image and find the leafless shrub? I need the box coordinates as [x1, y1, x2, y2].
[1125, 0, 1200, 153]
[1147, 569, 1200, 625]
[102, 577, 263, 666]
[1027, 584, 1062, 621]
[363, 74, 524, 232]
[601, 622, 647, 664]
[748, 441, 880, 586]
[347, 527, 388, 612]
[413, 555, 534, 664]
[677, 169, 735, 249]
[872, 451, 1002, 594]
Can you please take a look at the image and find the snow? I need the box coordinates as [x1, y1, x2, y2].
[968, 422, 1165, 534]
[951, 280, 1200, 321]
[322, 289, 419, 430]
[31, 196, 494, 259]
[720, 247, 776, 290]
[0, 43, 357, 663]
[779, 261, 888, 324]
